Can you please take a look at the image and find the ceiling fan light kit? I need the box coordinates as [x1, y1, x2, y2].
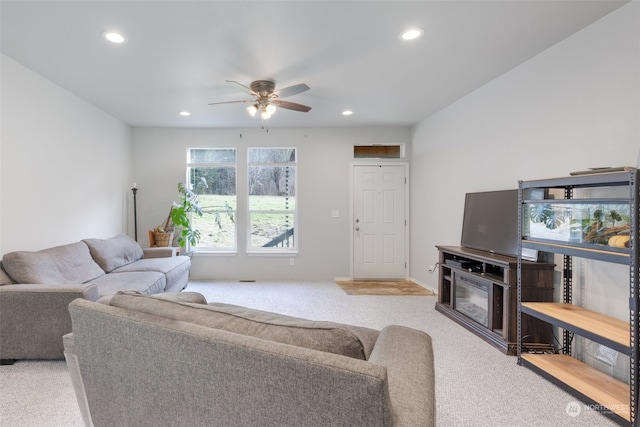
[209, 79, 311, 122]
[247, 100, 278, 119]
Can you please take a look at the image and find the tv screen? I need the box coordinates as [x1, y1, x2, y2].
[461, 189, 536, 260]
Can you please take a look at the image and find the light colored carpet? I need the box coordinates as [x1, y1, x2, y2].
[0, 280, 619, 427]
[0, 359, 82, 427]
[335, 279, 435, 295]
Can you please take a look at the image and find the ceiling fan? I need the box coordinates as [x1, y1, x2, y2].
[208, 80, 311, 120]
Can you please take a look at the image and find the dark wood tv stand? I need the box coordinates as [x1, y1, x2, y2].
[435, 246, 555, 355]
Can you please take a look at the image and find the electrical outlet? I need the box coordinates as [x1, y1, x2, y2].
[289, 258, 295, 266]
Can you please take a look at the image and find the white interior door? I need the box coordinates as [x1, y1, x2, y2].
[352, 164, 407, 279]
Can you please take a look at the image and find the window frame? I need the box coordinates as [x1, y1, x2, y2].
[186, 147, 237, 253]
[246, 147, 298, 254]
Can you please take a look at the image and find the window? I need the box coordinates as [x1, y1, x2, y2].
[353, 144, 404, 159]
[248, 148, 297, 252]
[187, 148, 236, 251]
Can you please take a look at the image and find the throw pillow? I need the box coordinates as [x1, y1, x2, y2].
[2, 242, 105, 284]
[83, 234, 144, 273]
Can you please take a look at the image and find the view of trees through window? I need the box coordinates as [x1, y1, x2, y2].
[186, 147, 297, 252]
[188, 148, 237, 250]
[248, 148, 297, 250]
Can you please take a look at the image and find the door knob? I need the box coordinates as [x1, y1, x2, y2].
[355, 226, 360, 231]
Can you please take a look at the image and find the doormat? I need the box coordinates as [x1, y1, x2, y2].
[335, 280, 435, 296]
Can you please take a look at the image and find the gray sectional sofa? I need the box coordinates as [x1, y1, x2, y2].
[0, 234, 190, 362]
[65, 291, 436, 427]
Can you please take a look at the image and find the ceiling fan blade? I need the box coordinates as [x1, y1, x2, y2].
[274, 83, 310, 99]
[276, 100, 312, 112]
[226, 80, 256, 96]
[208, 99, 254, 106]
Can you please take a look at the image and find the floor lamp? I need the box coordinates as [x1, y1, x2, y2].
[131, 183, 138, 241]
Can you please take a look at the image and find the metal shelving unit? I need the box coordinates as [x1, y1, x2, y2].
[517, 169, 639, 426]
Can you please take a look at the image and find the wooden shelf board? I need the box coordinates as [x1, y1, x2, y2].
[522, 354, 630, 421]
[522, 302, 629, 348]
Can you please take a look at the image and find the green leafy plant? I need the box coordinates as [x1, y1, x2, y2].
[529, 204, 564, 230]
[583, 208, 628, 244]
[157, 178, 234, 248]
[170, 180, 205, 247]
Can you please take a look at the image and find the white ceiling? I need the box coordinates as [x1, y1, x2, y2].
[0, 1, 628, 129]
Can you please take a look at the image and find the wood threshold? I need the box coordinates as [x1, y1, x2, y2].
[522, 354, 630, 421]
[521, 302, 629, 349]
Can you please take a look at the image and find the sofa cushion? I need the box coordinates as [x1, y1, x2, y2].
[83, 234, 143, 273]
[110, 291, 372, 360]
[2, 242, 105, 284]
[111, 256, 191, 291]
[90, 272, 165, 300]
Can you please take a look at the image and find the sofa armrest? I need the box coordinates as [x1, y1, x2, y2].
[64, 333, 94, 427]
[143, 247, 176, 258]
[368, 325, 436, 427]
[0, 284, 99, 360]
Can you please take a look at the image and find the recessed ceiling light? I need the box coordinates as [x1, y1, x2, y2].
[401, 28, 423, 41]
[342, 110, 353, 116]
[103, 32, 126, 44]
[179, 111, 191, 116]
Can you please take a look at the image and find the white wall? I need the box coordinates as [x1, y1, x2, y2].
[0, 54, 132, 254]
[132, 126, 410, 280]
[3, 1, 637, 287]
[410, 1, 640, 299]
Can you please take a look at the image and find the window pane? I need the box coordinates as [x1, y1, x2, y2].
[192, 195, 236, 248]
[250, 213, 295, 248]
[186, 148, 236, 251]
[248, 148, 295, 163]
[353, 145, 401, 158]
[189, 148, 236, 163]
[248, 166, 296, 210]
[189, 168, 236, 249]
[189, 166, 236, 197]
[249, 194, 296, 211]
[248, 147, 297, 252]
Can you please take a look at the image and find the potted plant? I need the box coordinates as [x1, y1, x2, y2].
[155, 177, 233, 249]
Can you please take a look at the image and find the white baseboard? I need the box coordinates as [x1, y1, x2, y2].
[409, 277, 438, 294]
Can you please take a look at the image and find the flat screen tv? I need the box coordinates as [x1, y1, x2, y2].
[460, 189, 538, 261]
